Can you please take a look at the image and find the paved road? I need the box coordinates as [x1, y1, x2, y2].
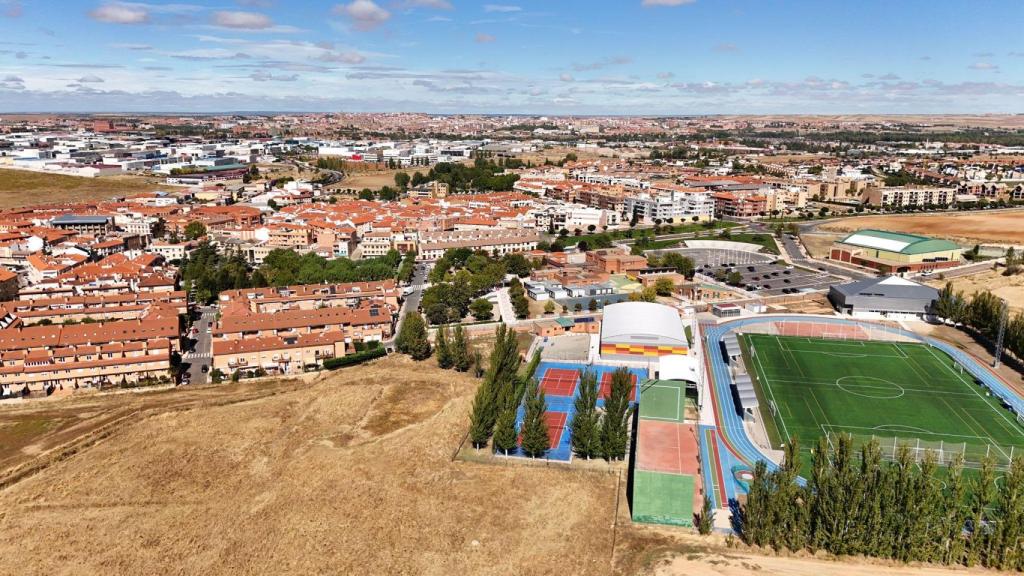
[183, 306, 216, 384]
[388, 262, 430, 347]
[496, 287, 518, 326]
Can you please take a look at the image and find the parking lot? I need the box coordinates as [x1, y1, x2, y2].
[696, 260, 844, 297]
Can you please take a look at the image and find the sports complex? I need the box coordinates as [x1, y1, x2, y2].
[701, 315, 1024, 512]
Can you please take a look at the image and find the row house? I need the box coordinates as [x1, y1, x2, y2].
[417, 229, 540, 261]
[217, 280, 400, 314]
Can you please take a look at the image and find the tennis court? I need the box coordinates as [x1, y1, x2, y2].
[631, 471, 695, 527]
[743, 333, 1024, 470]
[539, 367, 580, 397]
[636, 420, 699, 475]
[637, 380, 686, 423]
[600, 371, 637, 402]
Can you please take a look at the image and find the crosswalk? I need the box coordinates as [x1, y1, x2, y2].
[183, 352, 211, 360]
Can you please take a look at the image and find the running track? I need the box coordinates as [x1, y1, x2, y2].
[700, 314, 1024, 510]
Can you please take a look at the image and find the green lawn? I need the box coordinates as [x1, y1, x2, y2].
[743, 334, 1024, 469]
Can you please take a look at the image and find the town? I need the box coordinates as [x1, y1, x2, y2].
[1, 1, 1024, 572]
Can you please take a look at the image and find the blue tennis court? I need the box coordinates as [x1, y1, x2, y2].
[507, 361, 649, 461]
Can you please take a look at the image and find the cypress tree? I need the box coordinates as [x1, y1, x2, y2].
[436, 324, 452, 369]
[600, 367, 634, 460]
[570, 370, 600, 459]
[492, 407, 518, 456]
[520, 378, 550, 458]
[468, 378, 497, 448]
[451, 324, 472, 372]
[696, 495, 715, 535]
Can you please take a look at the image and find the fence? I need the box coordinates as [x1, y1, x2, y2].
[823, 430, 1019, 471]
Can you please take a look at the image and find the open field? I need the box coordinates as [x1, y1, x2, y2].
[925, 268, 1024, 314]
[818, 210, 1024, 246]
[0, 168, 160, 208]
[743, 334, 1024, 472]
[0, 353, 1010, 575]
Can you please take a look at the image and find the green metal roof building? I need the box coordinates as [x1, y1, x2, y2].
[831, 229, 962, 274]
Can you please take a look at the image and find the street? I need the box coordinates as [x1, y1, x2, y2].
[389, 262, 430, 347]
[182, 305, 217, 384]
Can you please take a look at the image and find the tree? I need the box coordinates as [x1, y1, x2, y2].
[184, 221, 207, 241]
[396, 311, 431, 360]
[468, 378, 497, 448]
[451, 325, 472, 372]
[394, 171, 411, 190]
[726, 271, 743, 286]
[654, 276, 675, 296]
[492, 407, 518, 456]
[696, 495, 715, 535]
[543, 300, 556, 315]
[469, 297, 494, 321]
[570, 370, 601, 459]
[660, 252, 695, 279]
[520, 378, 550, 458]
[601, 367, 634, 460]
[435, 324, 453, 369]
[587, 298, 599, 312]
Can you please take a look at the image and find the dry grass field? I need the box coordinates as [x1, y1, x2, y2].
[0, 168, 160, 209]
[819, 210, 1024, 245]
[925, 268, 1024, 314]
[0, 355, 1006, 576]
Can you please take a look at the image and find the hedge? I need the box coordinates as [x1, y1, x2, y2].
[322, 346, 386, 369]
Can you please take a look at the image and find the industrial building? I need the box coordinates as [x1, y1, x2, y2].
[599, 301, 689, 359]
[829, 229, 961, 274]
[828, 276, 939, 320]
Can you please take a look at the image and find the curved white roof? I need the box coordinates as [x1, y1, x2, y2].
[601, 302, 687, 346]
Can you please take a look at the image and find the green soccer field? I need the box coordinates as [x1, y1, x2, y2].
[741, 334, 1024, 468]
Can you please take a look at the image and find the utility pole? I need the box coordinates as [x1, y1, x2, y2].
[994, 298, 1009, 368]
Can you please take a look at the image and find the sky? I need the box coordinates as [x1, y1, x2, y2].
[0, 0, 1022, 114]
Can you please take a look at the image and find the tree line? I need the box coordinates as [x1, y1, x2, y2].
[933, 284, 1024, 363]
[180, 243, 404, 303]
[742, 434, 1024, 570]
[569, 368, 634, 461]
[426, 158, 520, 193]
[469, 324, 535, 452]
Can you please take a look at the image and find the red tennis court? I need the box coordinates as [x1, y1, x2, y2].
[635, 420, 699, 475]
[540, 368, 580, 397]
[599, 372, 638, 402]
[518, 411, 568, 449]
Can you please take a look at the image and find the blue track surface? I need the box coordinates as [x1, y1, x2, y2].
[507, 361, 648, 461]
[703, 315, 1024, 499]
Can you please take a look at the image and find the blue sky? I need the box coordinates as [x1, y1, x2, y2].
[0, 0, 1022, 114]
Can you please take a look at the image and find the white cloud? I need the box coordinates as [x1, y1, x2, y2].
[211, 10, 273, 29]
[475, 33, 496, 43]
[89, 3, 150, 24]
[969, 62, 998, 71]
[78, 74, 105, 83]
[250, 70, 298, 82]
[335, 0, 390, 31]
[712, 42, 738, 53]
[405, 0, 452, 9]
[559, 73, 574, 82]
[484, 4, 520, 12]
[641, 0, 696, 6]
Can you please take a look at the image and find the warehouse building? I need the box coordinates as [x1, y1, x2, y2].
[600, 301, 689, 359]
[829, 229, 961, 274]
[828, 276, 939, 320]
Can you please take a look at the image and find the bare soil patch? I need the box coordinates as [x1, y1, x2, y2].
[819, 210, 1024, 246]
